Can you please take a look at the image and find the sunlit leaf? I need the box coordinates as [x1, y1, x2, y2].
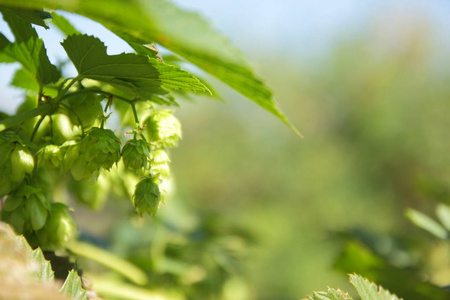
[436, 204, 450, 231]
[0, 12, 60, 85]
[61, 34, 209, 101]
[308, 288, 353, 300]
[405, 208, 447, 239]
[349, 274, 401, 300]
[50, 11, 80, 36]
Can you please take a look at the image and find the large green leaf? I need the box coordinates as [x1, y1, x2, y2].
[61, 34, 209, 101]
[0, 0, 299, 134]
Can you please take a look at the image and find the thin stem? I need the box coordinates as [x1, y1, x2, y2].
[131, 101, 140, 125]
[49, 115, 54, 142]
[30, 115, 46, 142]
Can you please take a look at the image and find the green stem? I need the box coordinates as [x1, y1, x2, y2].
[0, 103, 52, 132]
[30, 115, 46, 142]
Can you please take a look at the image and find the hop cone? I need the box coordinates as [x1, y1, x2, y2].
[1, 185, 50, 234]
[144, 110, 181, 148]
[122, 139, 151, 173]
[36, 203, 77, 250]
[0, 132, 34, 196]
[67, 128, 121, 180]
[133, 177, 161, 216]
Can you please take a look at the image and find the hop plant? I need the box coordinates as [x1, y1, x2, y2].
[65, 128, 121, 180]
[0, 132, 34, 196]
[122, 139, 151, 173]
[35, 203, 77, 250]
[144, 109, 181, 148]
[133, 177, 161, 216]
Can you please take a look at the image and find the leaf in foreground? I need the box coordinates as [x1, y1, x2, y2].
[349, 273, 401, 300]
[59, 270, 88, 300]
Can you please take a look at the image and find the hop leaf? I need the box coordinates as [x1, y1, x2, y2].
[36, 203, 77, 250]
[133, 177, 161, 216]
[144, 109, 181, 148]
[122, 139, 151, 173]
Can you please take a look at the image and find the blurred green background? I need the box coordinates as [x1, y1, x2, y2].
[1, 1, 450, 299]
[165, 1, 450, 298]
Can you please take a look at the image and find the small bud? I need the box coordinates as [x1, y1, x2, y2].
[122, 139, 151, 173]
[144, 110, 181, 148]
[133, 177, 161, 216]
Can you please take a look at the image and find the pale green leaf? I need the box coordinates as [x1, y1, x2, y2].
[436, 204, 450, 231]
[67, 240, 148, 285]
[15, 235, 54, 283]
[50, 11, 80, 36]
[308, 288, 353, 300]
[11, 67, 40, 91]
[349, 274, 401, 300]
[31, 247, 55, 282]
[405, 208, 448, 239]
[59, 270, 88, 300]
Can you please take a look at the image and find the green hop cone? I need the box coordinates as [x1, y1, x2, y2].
[37, 144, 63, 168]
[0, 132, 34, 195]
[1, 185, 50, 233]
[36, 203, 77, 250]
[133, 177, 161, 216]
[10, 143, 34, 183]
[144, 110, 181, 148]
[80, 128, 121, 170]
[150, 149, 171, 181]
[122, 139, 151, 173]
[66, 128, 121, 180]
